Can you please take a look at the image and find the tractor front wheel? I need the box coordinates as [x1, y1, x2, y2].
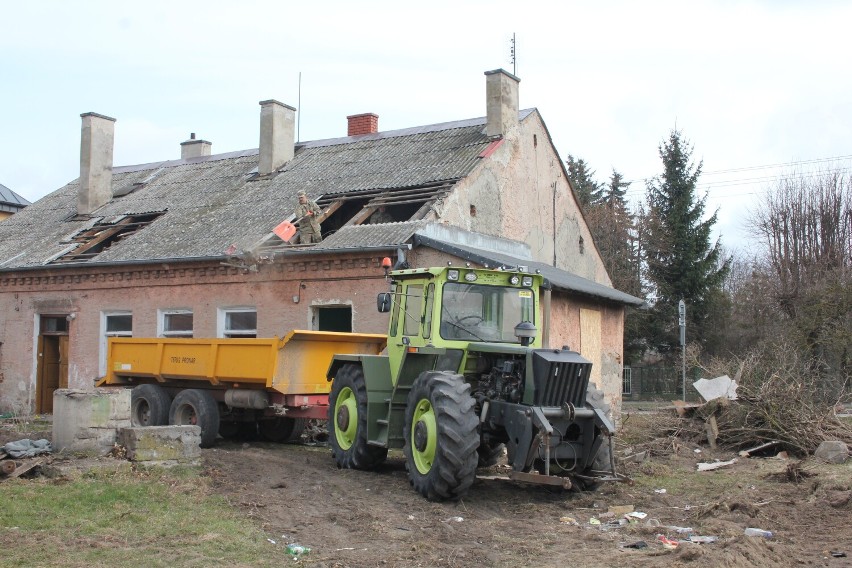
[404, 371, 479, 501]
[578, 386, 613, 491]
[328, 364, 387, 469]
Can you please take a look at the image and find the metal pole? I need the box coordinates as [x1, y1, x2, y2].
[678, 299, 686, 402]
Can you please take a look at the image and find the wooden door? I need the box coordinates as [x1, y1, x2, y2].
[36, 333, 69, 414]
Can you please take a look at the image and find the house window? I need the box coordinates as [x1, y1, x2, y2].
[100, 311, 132, 377]
[160, 309, 193, 338]
[219, 308, 257, 338]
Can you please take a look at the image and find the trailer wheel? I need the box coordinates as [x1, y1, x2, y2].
[579, 386, 612, 491]
[169, 389, 220, 448]
[131, 384, 171, 427]
[328, 364, 388, 469]
[259, 417, 307, 443]
[404, 371, 479, 501]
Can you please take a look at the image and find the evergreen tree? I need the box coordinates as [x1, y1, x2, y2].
[566, 155, 603, 208]
[644, 130, 731, 355]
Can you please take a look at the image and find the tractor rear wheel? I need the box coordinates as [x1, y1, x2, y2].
[169, 389, 220, 448]
[131, 384, 171, 427]
[259, 417, 307, 443]
[404, 371, 479, 501]
[328, 364, 388, 469]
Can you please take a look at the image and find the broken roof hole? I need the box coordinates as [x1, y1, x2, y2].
[50, 211, 166, 264]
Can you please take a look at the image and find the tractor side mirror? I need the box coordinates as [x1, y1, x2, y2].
[377, 292, 392, 313]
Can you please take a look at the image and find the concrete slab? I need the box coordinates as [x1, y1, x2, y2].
[119, 425, 202, 466]
[52, 389, 131, 457]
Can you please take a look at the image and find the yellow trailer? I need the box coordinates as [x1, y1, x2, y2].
[98, 330, 387, 447]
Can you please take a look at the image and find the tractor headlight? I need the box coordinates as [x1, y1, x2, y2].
[448, 269, 459, 281]
[522, 276, 533, 287]
[464, 272, 478, 282]
[509, 275, 520, 285]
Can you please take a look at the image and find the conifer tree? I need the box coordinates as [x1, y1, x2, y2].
[644, 130, 731, 354]
[566, 155, 603, 208]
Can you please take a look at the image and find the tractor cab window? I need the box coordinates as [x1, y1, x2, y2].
[403, 284, 424, 336]
[440, 283, 535, 343]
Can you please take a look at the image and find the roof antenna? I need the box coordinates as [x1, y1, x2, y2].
[297, 71, 302, 143]
[510, 33, 517, 76]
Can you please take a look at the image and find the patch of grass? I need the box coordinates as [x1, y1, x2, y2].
[0, 468, 279, 567]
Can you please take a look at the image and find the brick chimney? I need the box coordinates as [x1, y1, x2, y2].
[347, 113, 379, 136]
[258, 99, 296, 176]
[78, 112, 116, 215]
[485, 69, 520, 138]
[180, 133, 212, 159]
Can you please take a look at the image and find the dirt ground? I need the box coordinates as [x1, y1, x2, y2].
[3, 413, 851, 567]
[202, 415, 852, 568]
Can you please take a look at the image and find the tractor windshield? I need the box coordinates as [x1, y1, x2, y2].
[439, 282, 535, 343]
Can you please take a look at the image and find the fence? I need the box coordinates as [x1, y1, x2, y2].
[622, 365, 702, 402]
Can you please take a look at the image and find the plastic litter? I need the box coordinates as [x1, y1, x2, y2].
[744, 528, 773, 538]
[267, 538, 276, 545]
[688, 535, 718, 544]
[697, 458, 737, 472]
[559, 516, 579, 525]
[627, 512, 648, 520]
[447, 516, 464, 523]
[286, 544, 311, 558]
[666, 526, 694, 534]
[654, 488, 667, 494]
[589, 518, 601, 525]
[623, 541, 648, 549]
[656, 535, 679, 550]
[830, 551, 847, 558]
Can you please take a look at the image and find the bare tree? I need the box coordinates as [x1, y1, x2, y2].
[747, 168, 852, 393]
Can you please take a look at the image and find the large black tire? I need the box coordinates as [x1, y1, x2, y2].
[579, 386, 612, 491]
[328, 364, 388, 469]
[131, 384, 171, 427]
[477, 441, 506, 468]
[169, 389, 220, 448]
[404, 371, 479, 501]
[259, 417, 307, 443]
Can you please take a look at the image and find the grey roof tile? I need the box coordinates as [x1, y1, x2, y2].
[0, 112, 514, 269]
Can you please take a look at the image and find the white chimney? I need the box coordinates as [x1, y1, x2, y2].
[78, 112, 116, 215]
[485, 69, 520, 138]
[180, 133, 212, 160]
[258, 99, 296, 176]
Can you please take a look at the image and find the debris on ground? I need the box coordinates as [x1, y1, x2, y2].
[693, 375, 739, 402]
[697, 458, 737, 472]
[2, 438, 52, 458]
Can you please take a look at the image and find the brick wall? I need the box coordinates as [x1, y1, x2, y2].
[347, 113, 379, 136]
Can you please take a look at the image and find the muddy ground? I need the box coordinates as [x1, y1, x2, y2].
[3, 413, 851, 567]
[203, 415, 852, 568]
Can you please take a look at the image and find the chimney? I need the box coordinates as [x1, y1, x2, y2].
[484, 69, 520, 138]
[180, 132, 212, 159]
[78, 112, 116, 215]
[347, 113, 379, 136]
[258, 99, 296, 176]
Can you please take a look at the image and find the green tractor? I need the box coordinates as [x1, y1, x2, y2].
[326, 264, 620, 501]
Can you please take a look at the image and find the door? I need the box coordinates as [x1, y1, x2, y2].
[36, 316, 70, 414]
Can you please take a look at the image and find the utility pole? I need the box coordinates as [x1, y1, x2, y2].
[679, 299, 686, 402]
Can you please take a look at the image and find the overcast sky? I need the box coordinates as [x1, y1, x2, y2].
[2, 1, 850, 252]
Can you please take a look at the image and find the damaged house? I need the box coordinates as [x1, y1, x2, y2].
[0, 69, 640, 416]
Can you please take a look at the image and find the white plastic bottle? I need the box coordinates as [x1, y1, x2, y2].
[744, 527, 773, 538]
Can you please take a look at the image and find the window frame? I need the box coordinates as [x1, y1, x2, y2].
[99, 311, 132, 377]
[217, 307, 258, 338]
[158, 309, 194, 338]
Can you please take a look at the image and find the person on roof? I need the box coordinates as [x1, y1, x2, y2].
[368, 205, 393, 224]
[294, 190, 322, 244]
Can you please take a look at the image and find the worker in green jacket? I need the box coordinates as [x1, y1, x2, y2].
[295, 190, 322, 244]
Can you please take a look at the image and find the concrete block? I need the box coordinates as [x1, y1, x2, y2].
[52, 388, 131, 456]
[119, 425, 202, 466]
[815, 440, 849, 464]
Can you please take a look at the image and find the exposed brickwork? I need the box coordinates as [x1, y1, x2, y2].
[347, 113, 379, 136]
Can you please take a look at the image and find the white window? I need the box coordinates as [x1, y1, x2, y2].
[218, 308, 257, 338]
[159, 309, 193, 338]
[99, 311, 132, 377]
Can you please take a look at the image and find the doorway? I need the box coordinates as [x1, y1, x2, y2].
[36, 316, 69, 414]
[313, 306, 353, 332]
